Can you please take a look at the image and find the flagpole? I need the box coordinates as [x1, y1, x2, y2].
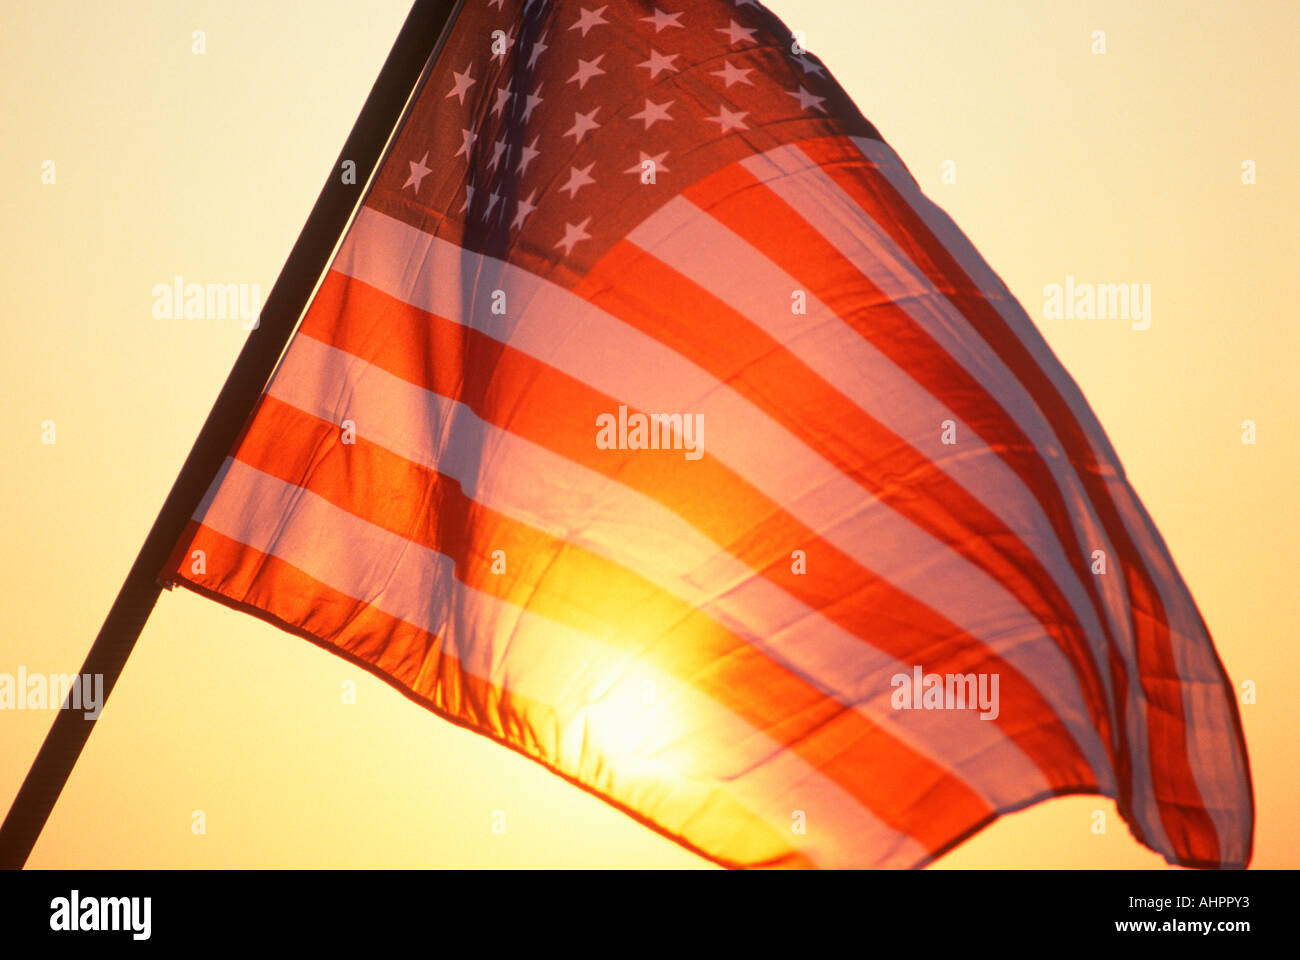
[0, 0, 461, 869]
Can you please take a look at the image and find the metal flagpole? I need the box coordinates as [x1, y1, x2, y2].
[0, 0, 462, 869]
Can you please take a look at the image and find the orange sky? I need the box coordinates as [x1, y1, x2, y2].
[1, 0, 1295, 868]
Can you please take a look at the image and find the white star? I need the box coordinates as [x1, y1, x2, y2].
[491, 83, 515, 118]
[625, 150, 670, 175]
[792, 54, 826, 77]
[516, 135, 541, 175]
[787, 85, 827, 113]
[482, 189, 502, 221]
[711, 61, 753, 88]
[511, 189, 539, 231]
[487, 136, 508, 171]
[638, 49, 679, 79]
[564, 106, 601, 144]
[488, 0, 505, 8]
[522, 84, 544, 123]
[402, 151, 432, 192]
[527, 31, 549, 69]
[446, 66, 476, 104]
[568, 53, 606, 89]
[570, 5, 609, 37]
[555, 217, 593, 256]
[460, 184, 475, 213]
[630, 98, 674, 129]
[560, 162, 597, 199]
[707, 105, 749, 133]
[641, 8, 683, 32]
[454, 127, 477, 159]
[717, 19, 757, 45]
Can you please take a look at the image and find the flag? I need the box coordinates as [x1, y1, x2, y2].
[162, 0, 1253, 868]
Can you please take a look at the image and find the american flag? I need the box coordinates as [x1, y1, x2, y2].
[163, 0, 1253, 868]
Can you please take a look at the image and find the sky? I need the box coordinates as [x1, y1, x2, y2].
[1, 0, 1295, 868]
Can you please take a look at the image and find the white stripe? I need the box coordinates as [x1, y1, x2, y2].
[852, 136, 1246, 862]
[194, 456, 928, 867]
[334, 206, 1115, 791]
[268, 332, 1053, 809]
